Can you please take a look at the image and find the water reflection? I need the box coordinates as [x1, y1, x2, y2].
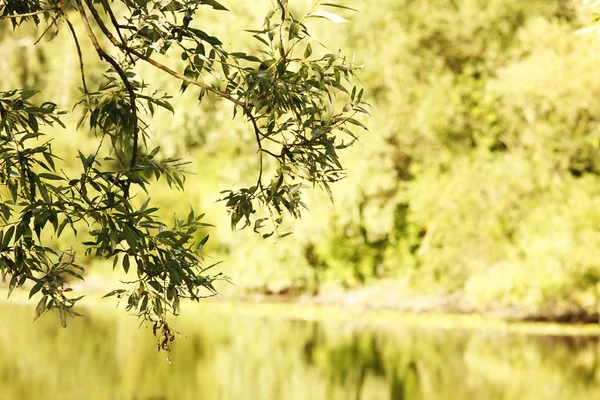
[1, 302, 600, 399]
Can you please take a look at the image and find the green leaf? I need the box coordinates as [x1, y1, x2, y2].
[304, 43, 312, 58]
[1, 226, 13, 250]
[140, 294, 149, 312]
[29, 280, 44, 299]
[307, 11, 349, 24]
[56, 218, 69, 237]
[78, 150, 88, 168]
[199, 234, 209, 246]
[20, 90, 38, 100]
[63, 269, 84, 281]
[123, 255, 130, 274]
[38, 173, 64, 181]
[8, 273, 19, 298]
[102, 289, 127, 299]
[200, 0, 228, 11]
[230, 52, 261, 62]
[320, 3, 358, 12]
[34, 295, 47, 321]
[123, 226, 138, 252]
[60, 307, 67, 328]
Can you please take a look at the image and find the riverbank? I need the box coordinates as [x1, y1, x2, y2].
[3, 293, 600, 400]
[182, 299, 600, 337]
[3, 277, 600, 338]
[224, 278, 600, 325]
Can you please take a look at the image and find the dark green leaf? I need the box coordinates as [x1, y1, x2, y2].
[34, 295, 47, 320]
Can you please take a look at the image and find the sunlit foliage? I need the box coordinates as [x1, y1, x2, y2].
[3, 0, 600, 323]
[0, 0, 367, 347]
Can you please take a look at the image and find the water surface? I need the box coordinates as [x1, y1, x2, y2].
[1, 302, 600, 400]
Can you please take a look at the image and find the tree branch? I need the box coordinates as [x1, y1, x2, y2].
[63, 12, 112, 184]
[64, 11, 127, 168]
[261, 148, 281, 159]
[33, 13, 61, 45]
[100, 0, 135, 65]
[245, 109, 266, 195]
[1, 8, 56, 19]
[63, 13, 91, 112]
[77, 0, 139, 170]
[81, 0, 246, 107]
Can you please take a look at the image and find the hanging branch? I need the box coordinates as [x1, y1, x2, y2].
[0, 0, 368, 351]
[1, 8, 56, 19]
[245, 110, 266, 195]
[77, 0, 139, 170]
[63, 13, 90, 110]
[100, 0, 135, 65]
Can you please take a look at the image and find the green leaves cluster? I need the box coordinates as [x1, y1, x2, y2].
[0, 89, 82, 327]
[0, 87, 222, 335]
[217, 1, 369, 236]
[0, 0, 366, 349]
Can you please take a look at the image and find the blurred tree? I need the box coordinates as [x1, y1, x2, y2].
[0, 0, 367, 350]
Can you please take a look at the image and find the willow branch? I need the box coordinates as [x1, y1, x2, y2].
[257, 128, 289, 146]
[261, 148, 281, 159]
[63, 13, 106, 182]
[1, 8, 56, 19]
[101, 0, 135, 65]
[63, 15, 90, 109]
[124, 42, 245, 106]
[64, 11, 128, 167]
[33, 13, 60, 45]
[77, 1, 139, 170]
[245, 110, 265, 194]
[81, 0, 246, 107]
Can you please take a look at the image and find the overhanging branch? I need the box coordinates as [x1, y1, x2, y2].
[77, 0, 139, 170]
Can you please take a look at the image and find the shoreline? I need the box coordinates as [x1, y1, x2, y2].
[3, 285, 600, 338]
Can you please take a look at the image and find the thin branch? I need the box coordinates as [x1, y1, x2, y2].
[63, 13, 91, 112]
[101, 0, 136, 65]
[257, 128, 289, 146]
[64, 11, 127, 168]
[62, 16, 117, 216]
[77, 1, 139, 170]
[261, 148, 281, 159]
[126, 42, 246, 106]
[244, 109, 296, 240]
[244, 114, 290, 146]
[330, 109, 359, 130]
[115, 24, 137, 30]
[245, 110, 265, 193]
[178, 292, 218, 300]
[33, 13, 60, 45]
[75, 1, 102, 56]
[1, 8, 56, 19]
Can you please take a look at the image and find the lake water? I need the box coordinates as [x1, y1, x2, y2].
[1, 302, 600, 400]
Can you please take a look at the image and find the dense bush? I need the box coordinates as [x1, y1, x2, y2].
[223, 0, 600, 315]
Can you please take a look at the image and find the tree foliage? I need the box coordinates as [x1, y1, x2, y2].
[0, 0, 367, 349]
[203, 0, 600, 321]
